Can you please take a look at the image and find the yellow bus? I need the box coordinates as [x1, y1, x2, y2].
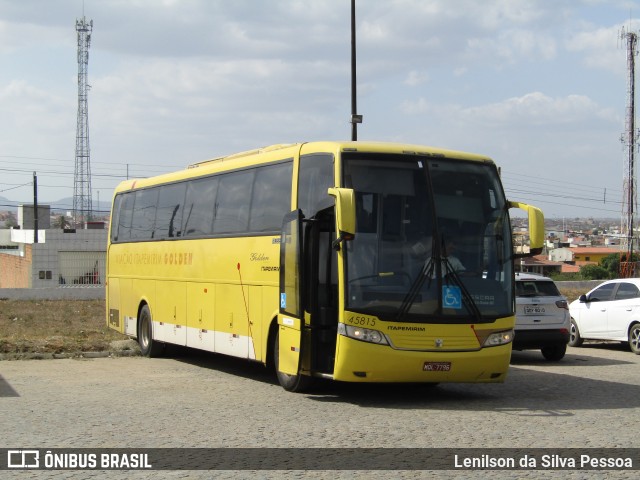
[106, 141, 543, 391]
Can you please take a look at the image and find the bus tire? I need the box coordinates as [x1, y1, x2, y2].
[274, 329, 313, 392]
[138, 304, 163, 358]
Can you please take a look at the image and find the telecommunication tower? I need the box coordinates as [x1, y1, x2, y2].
[620, 28, 640, 276]
[73, 15, 93, 226]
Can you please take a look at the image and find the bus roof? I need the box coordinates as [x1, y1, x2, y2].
[112, 141, 494, 195]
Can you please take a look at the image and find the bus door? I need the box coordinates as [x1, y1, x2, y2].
[304, 207, 338, 375]
[278, 208, 340, 382]
[278, 210, 304, 376]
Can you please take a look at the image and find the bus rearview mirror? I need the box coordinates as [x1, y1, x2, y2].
[328, 187, 356, 249]
[509, 201, 544, 256]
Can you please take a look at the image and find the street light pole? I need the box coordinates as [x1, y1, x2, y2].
[33, 172, 39, 244]
[350, 0, 362, 140]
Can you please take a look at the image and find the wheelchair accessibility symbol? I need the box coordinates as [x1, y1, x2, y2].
[280, 293, 287, 309]
[442, 286, 462, 309]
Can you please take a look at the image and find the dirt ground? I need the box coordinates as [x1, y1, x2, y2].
[0, 299, 127, 355]
[0, 287, 585, 356]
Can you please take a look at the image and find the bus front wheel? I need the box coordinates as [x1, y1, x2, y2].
[273, 329, 313, 392]
[138, 304, 163, 358]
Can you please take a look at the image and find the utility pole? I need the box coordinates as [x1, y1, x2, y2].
[73, 14, 93, 227]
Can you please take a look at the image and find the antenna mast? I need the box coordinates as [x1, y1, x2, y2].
[73, 14, 93, 227]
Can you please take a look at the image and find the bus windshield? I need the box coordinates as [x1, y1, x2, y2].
[343, 152, 513, 323]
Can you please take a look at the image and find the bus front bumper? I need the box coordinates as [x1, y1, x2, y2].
[332, 334, 511, 384]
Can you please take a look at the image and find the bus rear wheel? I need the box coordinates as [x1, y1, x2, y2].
[138, 304, 163, 358]
[273, 329, 313, 392]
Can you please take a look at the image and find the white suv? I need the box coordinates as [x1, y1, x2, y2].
[513, 272, 570, 361]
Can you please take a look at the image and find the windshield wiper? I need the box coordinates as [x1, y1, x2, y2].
[441, 257, 483, 322]
[395, 236, 484, 322]
[395, 253, 437, 321]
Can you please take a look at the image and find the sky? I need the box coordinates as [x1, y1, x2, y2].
[0, 0, 639, 220]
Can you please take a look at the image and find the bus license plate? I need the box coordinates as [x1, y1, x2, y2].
[524, 305, 545, 314]
[423, 362, 451, 372]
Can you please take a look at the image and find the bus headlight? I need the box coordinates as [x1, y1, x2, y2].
[338, 323, 389, 345]
[482, 329, 514, 347]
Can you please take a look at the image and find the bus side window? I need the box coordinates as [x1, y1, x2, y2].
[116, 192, 135, 242]
[155, 182, 187, 239]
[130, 188, 159, 240]
[213, 170, 255, 234]
[110, 194, 123, 242]
[182, 176, 218, 237]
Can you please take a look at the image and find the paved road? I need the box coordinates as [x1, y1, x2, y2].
[1, 343, 639, 479]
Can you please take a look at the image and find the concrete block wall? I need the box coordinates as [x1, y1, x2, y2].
[31, 229, 108, 288]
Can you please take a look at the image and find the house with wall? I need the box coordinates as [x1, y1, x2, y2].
[549, 247, 574, 263]
[516, 255, 564, 276]
[570, 246, 621, 265]
[548, 246, 622, 265]
[0, 228, 107, 288]
[0, 205, 107, 288]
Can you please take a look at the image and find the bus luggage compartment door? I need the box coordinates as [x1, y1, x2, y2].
[277, 314, 302, 375]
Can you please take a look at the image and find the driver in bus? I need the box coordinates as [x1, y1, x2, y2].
[410, 234, 466, 276]
[442, 237, 465, 273]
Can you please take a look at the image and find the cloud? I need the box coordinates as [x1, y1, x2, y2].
[0, 18, 69, 54]
[565, 21, 636, 74]
[0, 80, 74, 140]
[467, 29, 557, 64]
[404, 70, 429, 86]
[87, 55, 349, 170]
[463, 91, 618, 126]
[400, 97, 429, 114]
[0, 0, 634, 217]
[398, 91, 618, 137]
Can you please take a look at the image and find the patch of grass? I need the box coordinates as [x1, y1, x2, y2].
[0, 299, 127, 354]
[558, 287, 585, 303]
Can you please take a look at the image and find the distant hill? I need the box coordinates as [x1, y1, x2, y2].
[51, 197, 111, 215]
[0, 196, 17, 212]
[0, 196, 110, 215]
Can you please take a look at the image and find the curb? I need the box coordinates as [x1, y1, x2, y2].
[0, 349, 141, 361]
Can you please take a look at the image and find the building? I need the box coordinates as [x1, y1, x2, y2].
[569, 247, 621, 265]
[516, 255, 564, 276]
[0, 216, 107, 289]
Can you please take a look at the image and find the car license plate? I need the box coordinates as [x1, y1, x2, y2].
[524, 305, 545, 314]
[423, 362, 451, 372]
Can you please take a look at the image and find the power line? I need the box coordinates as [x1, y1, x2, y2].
[504, 187, 624, 207]
[0, 158, 629, 219]
[0, 181, 33, 193]
[0, 162, 179, 178]
[0, 154, 184, 170]
[0, 167, 125, 179]
[502, 171, 623, 195]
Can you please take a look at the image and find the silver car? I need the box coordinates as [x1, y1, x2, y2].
[513, 273, 570, 361]
[568, 278, 640, 354]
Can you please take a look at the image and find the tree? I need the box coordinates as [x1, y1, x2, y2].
[579, 264, 609, 280]
[4, 213, 17, 228]
[52, 215, 70, 230]
[598, 252, 640, 278]
[599, 253, 620, 278]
